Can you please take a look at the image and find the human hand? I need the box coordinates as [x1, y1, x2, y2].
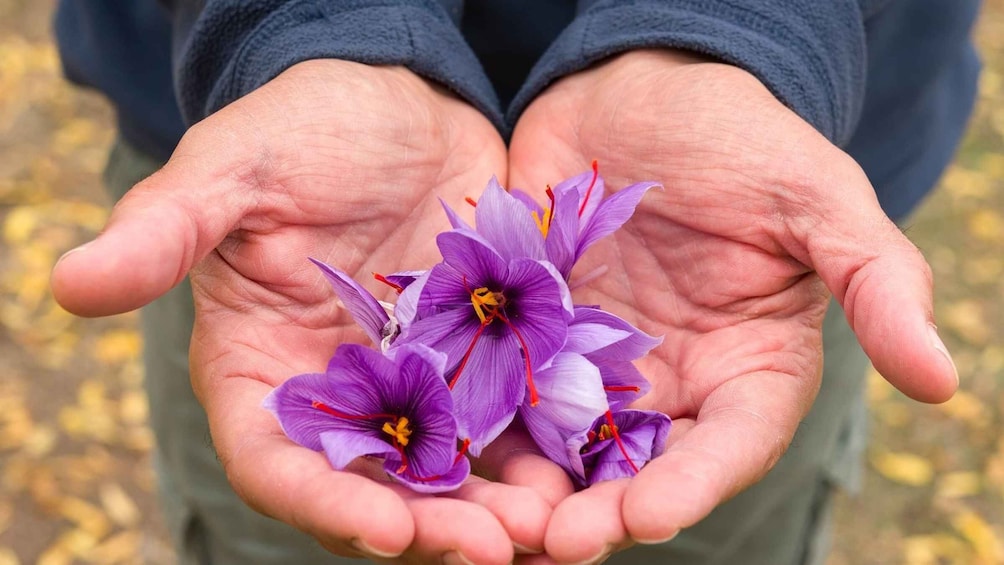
[51, 60, 558, 564]
[506, 50, 959, 563]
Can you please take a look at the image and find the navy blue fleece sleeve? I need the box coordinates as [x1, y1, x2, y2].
[508, 0, 868, 145]
[169, 0, 503, 129]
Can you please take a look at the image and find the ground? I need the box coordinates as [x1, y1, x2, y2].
[0, 1, 1002, 564]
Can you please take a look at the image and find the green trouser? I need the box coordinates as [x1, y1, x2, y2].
[106, 139, 869, 565]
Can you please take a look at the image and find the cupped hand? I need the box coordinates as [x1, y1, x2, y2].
[52, 60, 555, 564]
[507, 50, 958, 563]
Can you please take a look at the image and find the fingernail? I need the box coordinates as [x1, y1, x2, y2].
[569, 543, 614, 565]
[928, 323, 959, 384]
[634, 529, 679, 545]
[441, 550, 475, 565]
[513, 541, 541, 554]
[350, 537, 400, 559]
[56, 243, 89, 266]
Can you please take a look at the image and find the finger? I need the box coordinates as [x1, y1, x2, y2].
[51, 125, 254, 317]
[800, 157, 958, 403]
[622, 370, 812, 543]
[475, 425, 576, 510]
[208, 375, 416, 558]
[544, 479, 630, 564]
[443, 477, 551, 554]
[398, 494, 514, 565]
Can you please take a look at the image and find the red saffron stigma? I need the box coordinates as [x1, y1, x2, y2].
[448, 321, 489, 390]
[495, 313, 539, 406]
[454, 438, 471, 464]
[545, 186, 556, 230]
[604, 410, 640, 475]
[311, 401, 395, 421]
[465, 196, 478, 207]
[393, 443, 409, 474]
[373, 273, 404, 294]
[603, 385, 641, 393]
[578, 160, 600, 217]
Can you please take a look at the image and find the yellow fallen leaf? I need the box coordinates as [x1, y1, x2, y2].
[936, 472, 983, 499]
[99, 483, 140, 528]
[951, 510, 1004, 563]
[21, 425, 57, 458]
[942, 166, 992, 199]
[119, 390, 148, 426]
[866, 365, 892, 403]
[84, 530, 142, 565]
[871, 450, 935, 487]
[937, 391, 991, 428]
[58, 497, 111, 539]
[2, 206, 38, 245]
[941, 300, 991, 346]
[903, 534, 970, 565]
[968, 209, 1004, 243]
[53, 528, 100, 558]
[94, 330, 142, 365]
[35, 546, 71, 565]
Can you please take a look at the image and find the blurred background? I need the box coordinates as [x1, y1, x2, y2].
[0, 1, 1001, 564]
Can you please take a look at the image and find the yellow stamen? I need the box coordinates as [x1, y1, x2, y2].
[597, 423, 617, 441]
[382, 417, 413, 446]
[470, 287, 500, 324]
[531, 208, 554, 238]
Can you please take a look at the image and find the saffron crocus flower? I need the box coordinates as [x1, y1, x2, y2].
[263, 343, 470, 493]
[571, 409, 672, 486]
[511, 163, 660, 278]
[396, 229, 573, 456]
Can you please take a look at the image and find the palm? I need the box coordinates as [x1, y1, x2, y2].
[507, 50, 957, 561]
[54, 60, 551, 564]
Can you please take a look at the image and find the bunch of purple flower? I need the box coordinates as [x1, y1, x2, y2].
[265, 164, 672, 493]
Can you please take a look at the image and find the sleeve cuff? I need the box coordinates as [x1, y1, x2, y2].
[508, 1, 866, 145]
[177, 1, 503, 131]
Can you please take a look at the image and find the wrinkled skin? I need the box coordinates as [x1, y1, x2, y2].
[504, 50, 957, 563]
[51, 60, 561, 565]
[51, 51, 958, 565]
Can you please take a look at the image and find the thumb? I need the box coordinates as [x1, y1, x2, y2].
[51, 141, 253, 317]
[802, 158, 957, 403]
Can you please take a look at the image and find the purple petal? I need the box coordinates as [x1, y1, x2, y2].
[393, 270, 430, 329]
[263, 366, 383, 451]
[576, 181, 660, 260]
[387, 454, 471, 494]
[309, 258, 389, 346]
[572, 307, 662, 361]
[565, 321, 633, 355]
[544, 188, 581, 278]
[473, 177, 546, 262]
[552, 169, 604, 227]
[439, 197, 474, 231]
[436, 230, 509, 286]
[446, 328, 526, 456]
[384, 270, 426, 291]
[509, 188, 543, 217]
[319, 429, 397, 470]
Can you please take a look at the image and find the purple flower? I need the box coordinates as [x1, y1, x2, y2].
[263, 343, 470, 493]
[396, 229, 573, 456]
[572, 409, 671, 486]
[494, 163, 659, 278]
